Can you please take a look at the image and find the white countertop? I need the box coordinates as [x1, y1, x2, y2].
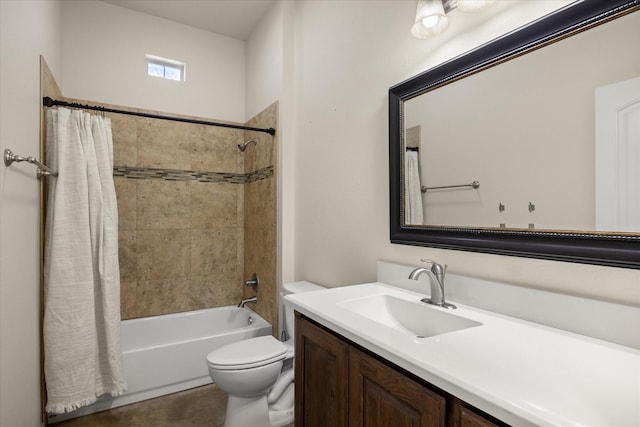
[285, 282, 640, 427]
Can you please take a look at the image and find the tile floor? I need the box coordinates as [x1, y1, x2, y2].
[52, 385, 228, 427]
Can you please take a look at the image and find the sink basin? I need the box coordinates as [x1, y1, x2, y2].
[338, 294, 482, 338]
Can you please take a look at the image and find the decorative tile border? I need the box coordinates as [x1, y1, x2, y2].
[113, 165, 273, 184]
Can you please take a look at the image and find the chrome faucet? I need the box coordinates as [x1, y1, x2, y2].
[238, 296, 257, 308]
[245, 273, 259, 290]
[408, 259, 456, 309]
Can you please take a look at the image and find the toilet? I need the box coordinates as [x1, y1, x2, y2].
[206, 281, 324, 427]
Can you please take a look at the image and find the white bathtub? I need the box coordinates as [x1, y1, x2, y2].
[49, 306, 272, 423]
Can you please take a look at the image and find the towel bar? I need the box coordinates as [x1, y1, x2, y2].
[421, 180, 479, 193]
[4, 149, 58, 178]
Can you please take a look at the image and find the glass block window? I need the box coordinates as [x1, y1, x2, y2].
[146, 54, 185, 81]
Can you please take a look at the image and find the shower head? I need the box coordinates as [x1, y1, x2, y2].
[238, 139, 257, 152]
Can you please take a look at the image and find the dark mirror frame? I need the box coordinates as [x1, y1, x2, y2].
[389, 0, 640, 269]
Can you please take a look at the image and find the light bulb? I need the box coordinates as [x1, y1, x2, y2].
[422, 15, 440, 28]
[412, 0, 450, 38]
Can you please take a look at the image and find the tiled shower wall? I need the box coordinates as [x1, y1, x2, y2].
[243, 103, 278, 335]
[66, 99, 279, 329]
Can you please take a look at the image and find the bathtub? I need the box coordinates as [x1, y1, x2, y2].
[49, 306, 272, 423]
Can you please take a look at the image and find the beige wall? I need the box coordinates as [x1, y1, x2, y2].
[0, 1, 63, 425]
[246, 2, 283, 121]
[291, 0, 640, 306]
[61, 0, 246, 123]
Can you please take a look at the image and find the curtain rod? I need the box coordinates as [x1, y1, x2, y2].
[43, 97, 276, 135]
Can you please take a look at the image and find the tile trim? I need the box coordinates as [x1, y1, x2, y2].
[113, 165, 273, 184]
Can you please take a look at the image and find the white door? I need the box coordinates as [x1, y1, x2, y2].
[595, 76, 640, 232]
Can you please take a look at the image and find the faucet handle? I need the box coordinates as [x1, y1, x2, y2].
[433, 263, 447, 277]
[245, 273, 259, 289]
[419, 259, 447, 276]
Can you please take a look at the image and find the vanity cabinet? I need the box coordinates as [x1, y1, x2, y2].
[295, 311, 349, 427]
[349, 345, 446, 426]
[295, 313, 505, 427]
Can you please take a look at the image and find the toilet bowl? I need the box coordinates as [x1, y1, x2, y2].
[206, 281, 324, 427]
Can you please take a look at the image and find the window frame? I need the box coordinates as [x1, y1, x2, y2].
[146, 54, 186, 82]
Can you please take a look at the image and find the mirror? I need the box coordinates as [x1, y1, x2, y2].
[389, 0, 640, 269]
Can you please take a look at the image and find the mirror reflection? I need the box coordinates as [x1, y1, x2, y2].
[403, 9, 639, 234]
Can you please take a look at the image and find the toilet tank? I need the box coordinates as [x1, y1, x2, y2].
[281, 281, 324, 341]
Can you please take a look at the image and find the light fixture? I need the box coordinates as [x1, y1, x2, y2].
[411, 0, 494, 39]
[411, 0, 450, 38]
[456, 0, 494, 13]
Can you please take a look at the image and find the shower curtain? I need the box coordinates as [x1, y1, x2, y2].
[43, 107, 126, 413]
[404, 150, 424, 225]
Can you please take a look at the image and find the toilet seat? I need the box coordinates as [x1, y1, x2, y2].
[207, 335, 287, 371]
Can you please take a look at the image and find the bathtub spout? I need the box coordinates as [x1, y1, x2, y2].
[238, 296, 257, 308]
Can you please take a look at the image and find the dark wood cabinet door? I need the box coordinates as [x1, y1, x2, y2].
[295, 314, 349, 427]
[458, 405, 500, 427]
[448, 399, 504, 427]
[349, 346, 446, 427]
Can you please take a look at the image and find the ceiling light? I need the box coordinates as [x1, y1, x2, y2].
[411, 0, 450, 38]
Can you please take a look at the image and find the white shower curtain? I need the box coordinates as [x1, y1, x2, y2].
[44, 107, 126, 414]
[404, 150, 424, 225]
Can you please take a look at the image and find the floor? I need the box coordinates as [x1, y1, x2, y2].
[52, 385, 228, 427]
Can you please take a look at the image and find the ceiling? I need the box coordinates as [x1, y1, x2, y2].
[100, 0, 275, 40]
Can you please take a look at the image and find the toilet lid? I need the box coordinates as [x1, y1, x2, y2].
[206, 335, 287, 370]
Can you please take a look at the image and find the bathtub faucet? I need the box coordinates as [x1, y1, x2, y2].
[238, 296, 257, 308]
